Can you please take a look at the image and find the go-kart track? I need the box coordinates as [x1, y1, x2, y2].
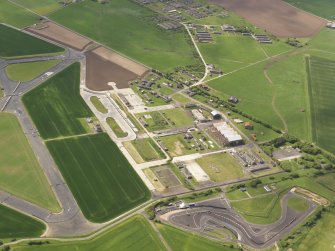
[159, 193, 317, 249]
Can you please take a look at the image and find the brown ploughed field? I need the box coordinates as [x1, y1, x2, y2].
[26, 21, 92, 50]
[85, 49, 141, 90]
[208, 0, 326, 37]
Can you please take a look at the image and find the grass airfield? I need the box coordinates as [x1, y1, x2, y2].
[50, 0, 200, 72]
[0, 113, 60, 212]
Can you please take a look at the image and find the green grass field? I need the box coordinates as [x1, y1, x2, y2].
[284, 0, 335, 19]
[23, 63, 93, 139]
[46, 133, 150, 222]
[196, 153, 245, 182]
[307, 56, 335, 153]
[0, 113, 60, 212]
[50, 0, 199, 72]
[230, 193, 282, 225]
[12, 215, 165, 251]
[106, 117, 128, 138]
[6, 60, 60, 82]
[138, 108, 194, 132]
[0, 24, 63, 58]
[0, 205, 45, 239]
[90, 96, 108, 114]
[11, 0, 63, 15]
[294, 210, 335, 251]
[287, 196, 309, 212]
[131, 138, 165, 162]
[157, 223, 238, 251]
[0, 1, 38, 28]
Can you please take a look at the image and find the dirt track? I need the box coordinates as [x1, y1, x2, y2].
[208, 0, 326, 37]
[85, 50, 139, 90]
[26, 22, 92, 50]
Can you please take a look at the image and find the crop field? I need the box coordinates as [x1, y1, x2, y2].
[307, 56, 335, 153]
[11, 0, 63, 16]
[13, 216, 165, 251]
[157, 223, 237, 251]
[0, 24, 63, 58]
[106, 117, 128, 138]
[46, 133, 150, 222]
[0, 113, 60, 212]
[50, 0, 199, 72]
[6, 60, 60, 82]
[284, 0, 335, 19]
[208, 0, 326, 37]
[137, 108, 194, 132]
[0, 205, 45, 239]
[23, 63, 93, 139]
[0, 1, 38, 28]
[196, 153, 245, 182]
[310, 29, 335, 54]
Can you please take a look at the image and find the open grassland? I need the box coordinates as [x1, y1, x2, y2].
[12, 216, 165, 251]
[231, 193, 282, 225]
[307, 56, 335, 153]
[106, 117, 128, 138]
[23, 63, 93, 139]
[196, 153, 245, 182]
[287, 196, 309, 212]
[0, 205, 45, 239]
[310, 29, 335, 54]
[0, 1, 38, 28]
[50, 0, 199, 72]
[208, 50, 313, 141]
[6, 60, 60, 82]
[90, 96, 108, 114]
[208, 62, 283, 130]
[294, 210, 335, 251]
[46, 134, 150, 222]
[0, 24, 63, 58]
[157, 223, 238, 251]
[131, 138, 165, 162]
[198, 34, 267, 72]
[137, 108, 194, 132]
[11, 0, 63, 16]
[267, 53, 312, 140]
[284, 0, 335, 19]
[0, 113, 60, 212]
[198, 33, 290, 73]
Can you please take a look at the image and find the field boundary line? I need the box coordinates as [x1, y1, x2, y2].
[282, 1, 330, 22]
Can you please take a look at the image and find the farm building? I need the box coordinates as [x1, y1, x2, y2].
[214, 122, 243, 146]
[211, 110, 221, 119]
[244, 122, 253, 129]
[228, 96, 239, 104]
[326, 22, 335, 29]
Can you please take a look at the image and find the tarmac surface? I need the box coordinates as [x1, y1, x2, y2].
[159, 193, 317, 249]
[0, 47, 103, 237]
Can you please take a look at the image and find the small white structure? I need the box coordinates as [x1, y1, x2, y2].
[326, 22, 335, 29]
[191, 109, 208, 123]
[264, 185, 272, 192]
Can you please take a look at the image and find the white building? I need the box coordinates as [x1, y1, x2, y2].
[214, 122, 243, 146]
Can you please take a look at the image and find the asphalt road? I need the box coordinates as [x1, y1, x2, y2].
[0, 48, 102, 237]
[160, 193, 317, 249]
